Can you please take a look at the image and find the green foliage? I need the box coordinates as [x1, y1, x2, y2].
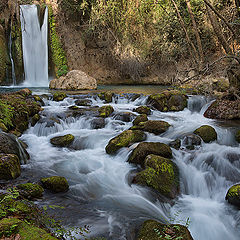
[0, 99, 14, 128]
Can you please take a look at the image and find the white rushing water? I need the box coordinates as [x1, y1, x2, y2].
[20, 93, 240, 239]
[8, 32, 16, 85]
[20, 5, 48, 87]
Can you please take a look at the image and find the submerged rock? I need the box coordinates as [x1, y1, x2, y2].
[106, 130, 146, 154]
[17, 183, 44, 199]
[131, 120, 170, 134]
[52, 92, 67, 101]
[133, 154, 179, 199]
[50, 134, 75, 147]
[147, 90, 187, 112]
[0, 153, 21, 180]
[137, 220, 194, 240]
[169, 139, 181, 150]
[194, 125, 217, 143]
[114, 112, 136, 122]
[49, 70, 97, 90]
[133, 114, 148, 126]
[75, 99, 92, 106]
[40, 176, 69, 193]
[98, 92, 113, 103]
[235, 130, 240, 143]
[128, 142, 172, 166]
[90, 118, 106, 129]
[225, 184, 240, 208]
[98, 105, 114, 118]
[182, 134, 202, 149]
[134, 106, 151, 115]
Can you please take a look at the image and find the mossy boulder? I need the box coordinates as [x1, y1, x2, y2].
[105, 130, 146, 154]
[17, 183, 44, 199]
[0, 153, 20, 180]
[0, 122, 7, 132]
[235, 130, 240, 143]
[98, 105, 114, 118]
[133, 155, 179, 198]
[114, 112, 136, 122]
[40, 176, 69, 193]
[137, 220, 193, 240]
[75, 99, 92, 106]
[134, 106, 151, 115]
[50, 134, 74, 147]
[131, 120, 170, 135]
[133, 114, 148, 126]
[147, 90, 187, 112]
[98, 92, 113, 103]
[128, 142, 172, 167]
[225, 184, 240, 208]
[52, 92, 67, 101]
[31, 114, 40, 126]
[194, 125, 217, 143]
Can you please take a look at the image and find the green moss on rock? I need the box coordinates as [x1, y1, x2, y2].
[0, 153, 20, 180]
[133, 114, 148, 126]
[137, 220, 194, 240]
[194, 125, 217, 143]
[41, 176, 69, 193]
[128, 142, 172, 167]
[106, 130, 146, 154]
[98, 105, 114, 118]
[17, 183, 44, 199]
[225, 184, 240, 208]
[134, 106, 151, 115]
[98, 92, 113, 103]
[235, 130, 240, 143]
[50, 134, 74, 147]
[52, 91, 67, 101]
[133, 154, 179, 198]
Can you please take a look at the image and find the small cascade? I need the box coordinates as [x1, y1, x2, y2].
[20, 5, 48, 87]
[8, 32, 16, 85]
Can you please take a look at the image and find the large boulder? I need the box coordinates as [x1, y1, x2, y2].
[52, 92, 67, 101]
[49, 70, 97, 90]
[133, 114, 148, 126]
[128, 142, 172, 167]
[0, 153, 21, 180]
[131, 120, 170, 135]
[98, 105, 114, 118]
[133, 155, 179, 199]
[105, 130, 146, 154]
[90, 118, 106, 129]
[40, 176, 69, 193]
[0, 133, 29, 163]
[137, 220, 194, 240]
[50, 134, 75, 147]
[98, 92, 113, 103]
[204, 99, 240, 120]
[134, 106, 151, 115]
[75, 99, 92, 106]
[17, 183, 44, 199]
[147, 90, 187, 112]
[194, 125, 217, 143]
[236, 130, 240, 143]
[225, 184, 240, 208]
[113, 112, 136, 122]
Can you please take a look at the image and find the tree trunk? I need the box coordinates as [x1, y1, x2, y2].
[185, 0, 204, 66]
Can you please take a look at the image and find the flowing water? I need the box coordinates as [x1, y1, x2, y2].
[8, 32, 16, 85]
[19, 92, 240, 240]
[20, 5, 48, 87]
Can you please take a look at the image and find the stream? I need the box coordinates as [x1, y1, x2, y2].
[15, 89, 240, 240]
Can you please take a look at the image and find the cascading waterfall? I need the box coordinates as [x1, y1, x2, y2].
[20, 5, 48, 87]
[20, 93, 240, 239]
[8, 32, 16, 85]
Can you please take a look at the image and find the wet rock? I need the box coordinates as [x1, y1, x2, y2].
[31, 114, 40, 126]
[0, 153, 21, 180]
[133, 114, 148, 126]
[50, 134, 75, 147]
[235, 130, 240, 143]
[225, 184, 240, 208]
[106, 130, 146, 154]
[98, 105, 114, 118]
[75, 99, 92, 106]
[183, 134, 201, 149]
[133, 154, 179, 199]
[194, 125, 217, 143]
[129, 93, 141, 101]
[33, 95, 45, 106]
[17, 183, 44, 199]
[131, 120, 170, 135]
[114, 112, 136, 122]
[90, 118, 106, 129]
[147, 90, 187, 112]
[128, 142, 172, 166]
[49, 70, 97, 90]
[66, 107, 100, 118]
[169, 139, 181, 150]
[137, 220, 194, 240]
[17, 88, 32, 97]
[39, 117, 61, 127]
[204, 99, 240, 120]
[98, 92, 113, 103]
[134, 106, 151, 115]
[0, 133, 29, 163]
[40, 176, 69, 193]
[52, 92, 67, 101]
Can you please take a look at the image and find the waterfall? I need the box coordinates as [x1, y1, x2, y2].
[20, 5, 48, 87]
[9, 32, 16, 85]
